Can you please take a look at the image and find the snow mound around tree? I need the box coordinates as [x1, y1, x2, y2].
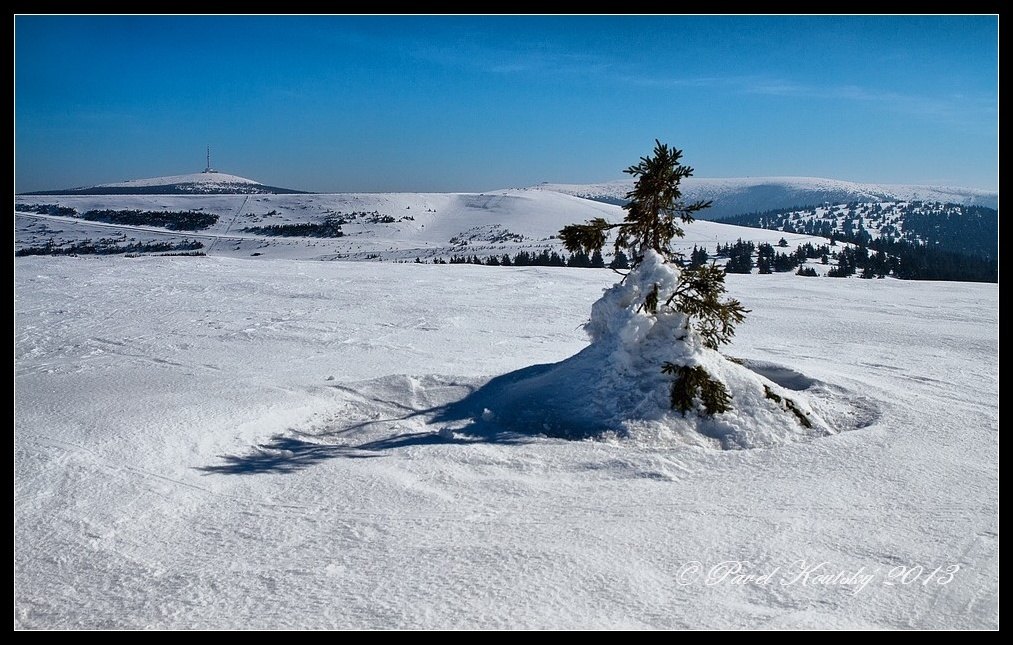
[473, 251, 832, 448]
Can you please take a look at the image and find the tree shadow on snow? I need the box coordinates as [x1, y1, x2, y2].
[196, 436, 383, 475]
[428, 363, 574, 437]
[198, 364, 559, 475]
[315, 364, 563, 444]
[197, 357, 849, 475]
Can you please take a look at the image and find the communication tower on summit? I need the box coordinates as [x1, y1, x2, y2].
[203, 146, 216, 173]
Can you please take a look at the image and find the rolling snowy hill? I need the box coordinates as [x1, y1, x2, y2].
[723, 201, 998, 257]
[22, 170, 308, 195]
[539, 177, 999, 220]
[15, 188, 833, 266]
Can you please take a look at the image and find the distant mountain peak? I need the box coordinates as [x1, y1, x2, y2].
[23, 170, 308, 195]
[96, 171, 262, 188]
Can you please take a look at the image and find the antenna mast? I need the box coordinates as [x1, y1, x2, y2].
[206, 146, 211, 173]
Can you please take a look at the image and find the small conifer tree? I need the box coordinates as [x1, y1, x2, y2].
[559, 141, 748, 416]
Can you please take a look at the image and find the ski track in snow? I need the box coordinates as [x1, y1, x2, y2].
[14, 257, 997, 629]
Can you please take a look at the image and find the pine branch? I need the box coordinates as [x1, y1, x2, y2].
[558, 218, 624, 255]
[662, 363, 732, 416]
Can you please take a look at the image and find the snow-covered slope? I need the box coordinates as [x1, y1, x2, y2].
[14, 188, 835, 264]
[24, 171, 306, 195]
[14, 256, 998, 628]
[97, 171, 261, 188]
[724, 201, 998, 257]
[539, 177, 999, 219]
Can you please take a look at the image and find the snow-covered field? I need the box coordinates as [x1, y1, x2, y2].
[14, 256, 997, 628]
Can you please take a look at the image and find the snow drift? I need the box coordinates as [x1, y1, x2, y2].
[447, 251, 831, 448]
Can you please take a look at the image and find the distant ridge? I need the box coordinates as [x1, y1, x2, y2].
[539, 176, 998, 220]
[23, 171, 309, 195]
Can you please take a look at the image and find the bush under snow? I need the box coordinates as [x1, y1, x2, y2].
[477, 251, 831, 448]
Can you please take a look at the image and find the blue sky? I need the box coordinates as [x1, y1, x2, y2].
[15, 16, 998, 193]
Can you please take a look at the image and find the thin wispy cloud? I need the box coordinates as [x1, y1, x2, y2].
[15, 16, 997, 192]
[399, 34, 994, 129]
[588, 68, 993, 128]
[739, 77, 996, 126]
[410, 39, 612, 78]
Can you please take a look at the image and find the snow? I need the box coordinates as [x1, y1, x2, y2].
[15, 189, 835, 265]
[540, 177, 999, 219]
[473, 250, 830, 447]
[14, 255, 997, 628]
[94, 171, 262, 188]
[750, 201, 986, 243]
